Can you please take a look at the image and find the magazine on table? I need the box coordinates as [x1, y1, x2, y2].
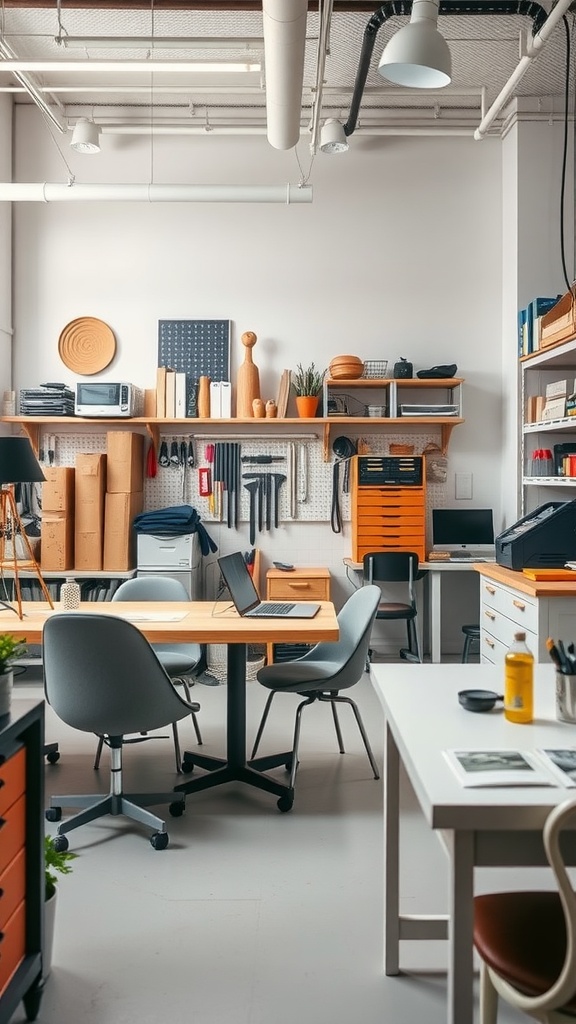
[536, 749, 576, 788]
[443, 748, 557, 787]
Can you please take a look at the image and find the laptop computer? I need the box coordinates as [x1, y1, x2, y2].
[431, 508, 496, 561]
[218, 552, 320, 619]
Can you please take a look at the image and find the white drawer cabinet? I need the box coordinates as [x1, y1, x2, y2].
[479, 570, 576, 665]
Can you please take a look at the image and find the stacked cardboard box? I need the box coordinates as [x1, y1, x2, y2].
[41, 467, 75, 570]
[103, 432, 144, 571]
[75, 454, 107, 570]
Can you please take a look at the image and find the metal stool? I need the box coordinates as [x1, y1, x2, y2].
[461, 624, 480, 663]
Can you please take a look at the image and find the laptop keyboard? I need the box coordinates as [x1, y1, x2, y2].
[257, 602, 295, 614]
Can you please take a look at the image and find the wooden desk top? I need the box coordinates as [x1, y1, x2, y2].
[2, 601, 339, 646]
[474, 562, 576, 598]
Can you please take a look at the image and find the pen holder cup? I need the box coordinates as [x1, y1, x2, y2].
[555, 671, 576, 723]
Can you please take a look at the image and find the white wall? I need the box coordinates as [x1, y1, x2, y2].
[9, 107, 509, 649]
[0, 95, 12, 397]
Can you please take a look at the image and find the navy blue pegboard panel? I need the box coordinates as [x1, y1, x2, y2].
[158, 320, 231, 381]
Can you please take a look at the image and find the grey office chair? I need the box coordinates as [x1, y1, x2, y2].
[43, 613, 200, 851]
[473, 795, 576, 1023]
[249, 585, 381, 811]
[98, 574, 202, 772]
[362, 551, 424, 665]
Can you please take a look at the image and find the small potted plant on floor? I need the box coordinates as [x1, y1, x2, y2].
[0, 633, 27, 716]
[291, 362, 325, 417]
[44, 835, 76, 976]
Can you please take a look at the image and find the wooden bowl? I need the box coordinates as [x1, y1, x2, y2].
[329, 355, 364, 380]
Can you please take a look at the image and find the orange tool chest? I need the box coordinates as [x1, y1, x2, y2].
[350, 456, 426, 563]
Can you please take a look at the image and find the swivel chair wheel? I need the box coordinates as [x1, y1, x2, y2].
[284, 759, 299, 773]
[168, 800, 185, 817]
[181, 757, 195, 774]
[46, 750, 60, 764]
[45, 806, 62, 822]
[277, 793, 294, 813]
[150, 831, 169, 851]
[52, 834, 69, 853]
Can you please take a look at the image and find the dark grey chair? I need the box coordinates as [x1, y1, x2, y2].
[43, 613, 200, 851]
[249, 585, 381, 810]
[362, 551, 424, 664]
[95, 574, 202, 772]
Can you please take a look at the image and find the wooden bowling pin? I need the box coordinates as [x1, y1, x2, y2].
[236, 331, 261, 418]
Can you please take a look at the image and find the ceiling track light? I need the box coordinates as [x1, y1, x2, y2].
[57, 36, 265, 52]
[378, 0, 451, 88]
[70, 117, 101, 153]
[319, 118, 349, 154]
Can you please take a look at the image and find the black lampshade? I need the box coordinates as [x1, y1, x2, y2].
[0, 437, 46, 484]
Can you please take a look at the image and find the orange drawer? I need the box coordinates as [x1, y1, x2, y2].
[268, 577, 329, 601]
[0, 900, 25, 997]
[0, 748, 25, 818]
[358, 494, 425, 509]
[357, 514, 424, 527]
[0, 849, 25, 930]
[0, 795, 26, 877]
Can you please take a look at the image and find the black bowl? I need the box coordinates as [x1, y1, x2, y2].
[458, 689, 504, 713]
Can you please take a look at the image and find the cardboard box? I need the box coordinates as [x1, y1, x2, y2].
[106, 432, 144, 493]
[42, 467, 75, 512]
[103, 491, 143, 570]
[41, 512, 74, 570]
[75, 454, 106, 569]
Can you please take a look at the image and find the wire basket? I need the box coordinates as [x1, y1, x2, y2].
[362, 360, 388, 379]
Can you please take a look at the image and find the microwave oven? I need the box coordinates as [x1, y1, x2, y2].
[75, 382, 142, 418]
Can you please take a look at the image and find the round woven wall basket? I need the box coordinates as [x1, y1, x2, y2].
[58, 316, 116, 375]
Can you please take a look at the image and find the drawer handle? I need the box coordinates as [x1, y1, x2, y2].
[513, 600, 526, 611]
[483, 610, 496, 621]
[485, 585, 496, 595]
[484, 637, 495, 648]
[286, 583, 309, 590]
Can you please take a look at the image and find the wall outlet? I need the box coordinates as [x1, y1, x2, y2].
[455, 472, 473, 500]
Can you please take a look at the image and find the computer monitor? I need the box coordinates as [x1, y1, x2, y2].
[432, 508, 495, 553]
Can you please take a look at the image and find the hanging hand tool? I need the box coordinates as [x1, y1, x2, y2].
[265, 474, 272, 531]
[158, 440, 170, 467]
[180, 440, 188, 500]
[187, 439, 195, 468]
[271, 473, 287, 528]
[48, 435, 55, 466]
[170, 439, 180, 466]
[206, 444, 215, 515]
[240, 455, 286, 464]
[146, 440, 157, 478]
[243, 473, 267, 534]
[244, 480, 259, 545]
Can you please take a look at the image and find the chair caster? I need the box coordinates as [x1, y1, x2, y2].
[45, 806, 62, 822]
[277, 792, 294, 813]
[168, 800, 185, 817]
[181, 758, 195, 774]
[150, 831, 169, 850]
[46, 750, 60, 764]
[53, 834, 69, 853]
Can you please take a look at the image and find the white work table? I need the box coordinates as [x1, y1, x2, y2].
[371, 661, 576, 1024]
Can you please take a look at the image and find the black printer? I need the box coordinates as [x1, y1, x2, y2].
[496, 500, 576, 570]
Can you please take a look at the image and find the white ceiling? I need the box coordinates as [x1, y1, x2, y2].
[0, 1, 571, 146]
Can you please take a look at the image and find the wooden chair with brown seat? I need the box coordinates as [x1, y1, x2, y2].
[473, 794, 576, 1023]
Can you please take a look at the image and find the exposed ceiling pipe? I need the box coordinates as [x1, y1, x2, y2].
[0, 183, 313, 204]
[262, 0, 308, 149]
[341, 0, 548, 140]
[0, 37, 66, 133]
[474, 0, 573, 139]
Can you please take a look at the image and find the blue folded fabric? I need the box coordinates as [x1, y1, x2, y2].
[133, 505, 217, 556]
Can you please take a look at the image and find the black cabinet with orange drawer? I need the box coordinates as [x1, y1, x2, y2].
[0, 699, 44, 1024]
[350, 456, 426, 563]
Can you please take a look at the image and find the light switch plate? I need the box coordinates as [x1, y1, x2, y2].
[455, 472, 473, 500]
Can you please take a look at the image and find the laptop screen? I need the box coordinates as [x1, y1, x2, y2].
[218, 552, 259, 615]
[432, 508, 495, 551]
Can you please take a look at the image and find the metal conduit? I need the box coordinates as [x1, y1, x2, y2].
[0, 183, 313, 204]
[342, 0, 548, 139]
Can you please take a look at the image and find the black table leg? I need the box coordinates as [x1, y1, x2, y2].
[174, 643, 294, 809]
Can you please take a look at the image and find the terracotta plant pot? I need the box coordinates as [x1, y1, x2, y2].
[295, 396, 319, 418]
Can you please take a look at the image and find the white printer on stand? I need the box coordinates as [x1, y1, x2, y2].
[136, 532, 202, 599]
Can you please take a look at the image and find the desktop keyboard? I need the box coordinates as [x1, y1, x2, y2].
[449, 555, 492, 563]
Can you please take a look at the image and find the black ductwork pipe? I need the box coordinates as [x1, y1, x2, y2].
[343, 0, 549, 137]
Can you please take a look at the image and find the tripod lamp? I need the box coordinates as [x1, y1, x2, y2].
[0, 436, 54, 619]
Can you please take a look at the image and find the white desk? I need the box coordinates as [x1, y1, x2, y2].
[371, 662, 576, 1024]
[344, 558, 488, 662]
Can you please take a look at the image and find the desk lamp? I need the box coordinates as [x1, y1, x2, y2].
[0, 436, 53, 618]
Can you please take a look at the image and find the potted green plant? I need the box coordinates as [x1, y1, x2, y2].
[0, 633, 27, 716]
[44, 835, 76, 976]
[291, 362, 325, 417]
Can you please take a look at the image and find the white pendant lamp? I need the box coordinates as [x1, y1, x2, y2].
[70, 118, 101, 153]
[319, 118, 349, 154]
[378, 0, 451, 89]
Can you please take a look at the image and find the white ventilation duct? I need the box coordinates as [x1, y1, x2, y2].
[0, 183, 313, 203]
[262, 0, 308, 150]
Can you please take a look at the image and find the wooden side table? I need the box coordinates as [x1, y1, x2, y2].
[265, 567, 331, 664]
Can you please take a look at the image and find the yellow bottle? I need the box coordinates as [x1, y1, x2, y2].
[504, 631, 534, 723]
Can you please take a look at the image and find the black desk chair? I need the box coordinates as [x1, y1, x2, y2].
[473, 795, 576, 1023]
[249, 585, 381, 811]
[43, 613, 200, 851]
[362, 551, 424, 664]
[461, 623, 481, 663]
